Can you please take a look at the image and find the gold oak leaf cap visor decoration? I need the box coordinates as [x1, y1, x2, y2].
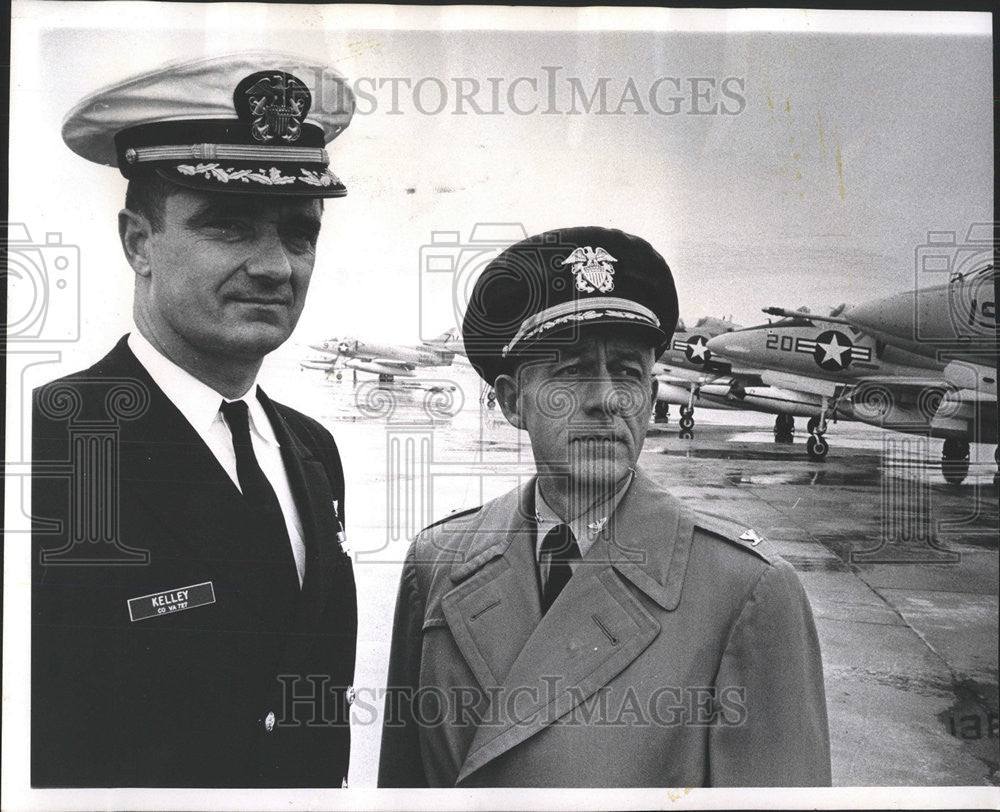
[462, 226, 680, 385]
[61, 51, 355, 197]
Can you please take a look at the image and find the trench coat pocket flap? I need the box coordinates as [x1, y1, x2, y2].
[456, 568, 661, 784]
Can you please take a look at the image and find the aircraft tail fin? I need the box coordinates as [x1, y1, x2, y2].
[425, 327, 460, 346]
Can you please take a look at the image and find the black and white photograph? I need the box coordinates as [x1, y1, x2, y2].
[3, 3, 996, 809]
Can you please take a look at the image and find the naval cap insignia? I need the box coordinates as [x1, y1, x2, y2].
[562, 246, 618, 294]
[233, 70, 312, 144]
[739, 528, 764, 546]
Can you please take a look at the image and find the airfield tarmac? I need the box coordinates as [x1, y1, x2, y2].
[270, 354, 999, 788]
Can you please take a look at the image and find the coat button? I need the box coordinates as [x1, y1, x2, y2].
[346, 686, 356, 705]
[264, 711, 275, 732]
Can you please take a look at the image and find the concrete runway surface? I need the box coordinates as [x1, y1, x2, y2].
[273, 356, 999, 788]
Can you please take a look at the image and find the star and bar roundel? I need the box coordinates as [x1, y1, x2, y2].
[672, 334, 711, 366]
[796, 330, 871, 371]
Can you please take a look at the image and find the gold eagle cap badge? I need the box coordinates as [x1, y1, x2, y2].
[562, 246, 618, 294]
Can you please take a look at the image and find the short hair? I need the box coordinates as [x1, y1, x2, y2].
[123, 174, 180, 232]
[123, 176, 325, 232]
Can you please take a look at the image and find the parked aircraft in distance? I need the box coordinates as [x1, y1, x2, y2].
[305, 328, 462, 381]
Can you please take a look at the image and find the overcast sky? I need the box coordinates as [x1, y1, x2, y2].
[9, 4, 993, 376]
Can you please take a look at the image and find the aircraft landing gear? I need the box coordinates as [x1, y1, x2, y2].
[679, 405, 694, 432]
[806, 398, 831, 461]
[654, 400, 670, 423]
[679, 383, 698, 435]
[806, 433, 829, 460]
[774, 414, 795, 444]
[941, 438, 970, 485]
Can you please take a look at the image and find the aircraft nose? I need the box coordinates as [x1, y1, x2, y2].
[706, 333, 749, 359]
[845, 293, 914, 341]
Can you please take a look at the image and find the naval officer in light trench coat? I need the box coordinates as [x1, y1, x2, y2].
[377, 227, 831, 788]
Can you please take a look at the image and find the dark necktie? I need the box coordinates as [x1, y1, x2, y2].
[219, 399, 298, 581]
[540, 524, 580, 615]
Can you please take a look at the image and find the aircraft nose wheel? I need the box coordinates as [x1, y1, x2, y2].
[806, 433, 829, 461]
[679, 415, 694, 431]
[807, 416, 824, 435]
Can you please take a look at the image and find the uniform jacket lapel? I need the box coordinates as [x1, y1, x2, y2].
[99, 338, 250, 576]
[454, 470, 696, 785]
[440, 481, 542, 692]
[257, 388, 342, 622]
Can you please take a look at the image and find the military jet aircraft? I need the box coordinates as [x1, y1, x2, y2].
[654, 315, 849, 442]
[709, 296, 995, 483]
[757, 266, 998, 484]
[653, 316, 747, 435]
[305, 328, 462, 382]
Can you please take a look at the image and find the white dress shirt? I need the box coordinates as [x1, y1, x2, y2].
[533, 471, 635, 584]
[128, 331, 307, 586]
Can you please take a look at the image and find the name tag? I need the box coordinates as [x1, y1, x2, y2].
[128, 581, 216, 622]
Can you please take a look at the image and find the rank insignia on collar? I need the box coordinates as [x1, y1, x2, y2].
[588, 517, 609, 536]
[562, 246, 618, 294]
[337, 529, 351, 555]
[234, 70, 312, 144]
[740, 528, 764, 546]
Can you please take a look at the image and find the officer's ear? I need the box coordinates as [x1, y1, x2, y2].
[119, 208, 153, 278]
[493, 373, 525, 429]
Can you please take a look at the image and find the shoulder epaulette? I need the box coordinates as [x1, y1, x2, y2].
[693, 511, 778, 564]
[419, 504, 483, 534]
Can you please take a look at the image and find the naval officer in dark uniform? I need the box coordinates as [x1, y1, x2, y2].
[378, 227, 831, 787]
[32, 54, 357, 787]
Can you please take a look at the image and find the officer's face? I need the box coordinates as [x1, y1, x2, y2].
[498, 327, 658, 494]
[131, 188, 323, 363]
